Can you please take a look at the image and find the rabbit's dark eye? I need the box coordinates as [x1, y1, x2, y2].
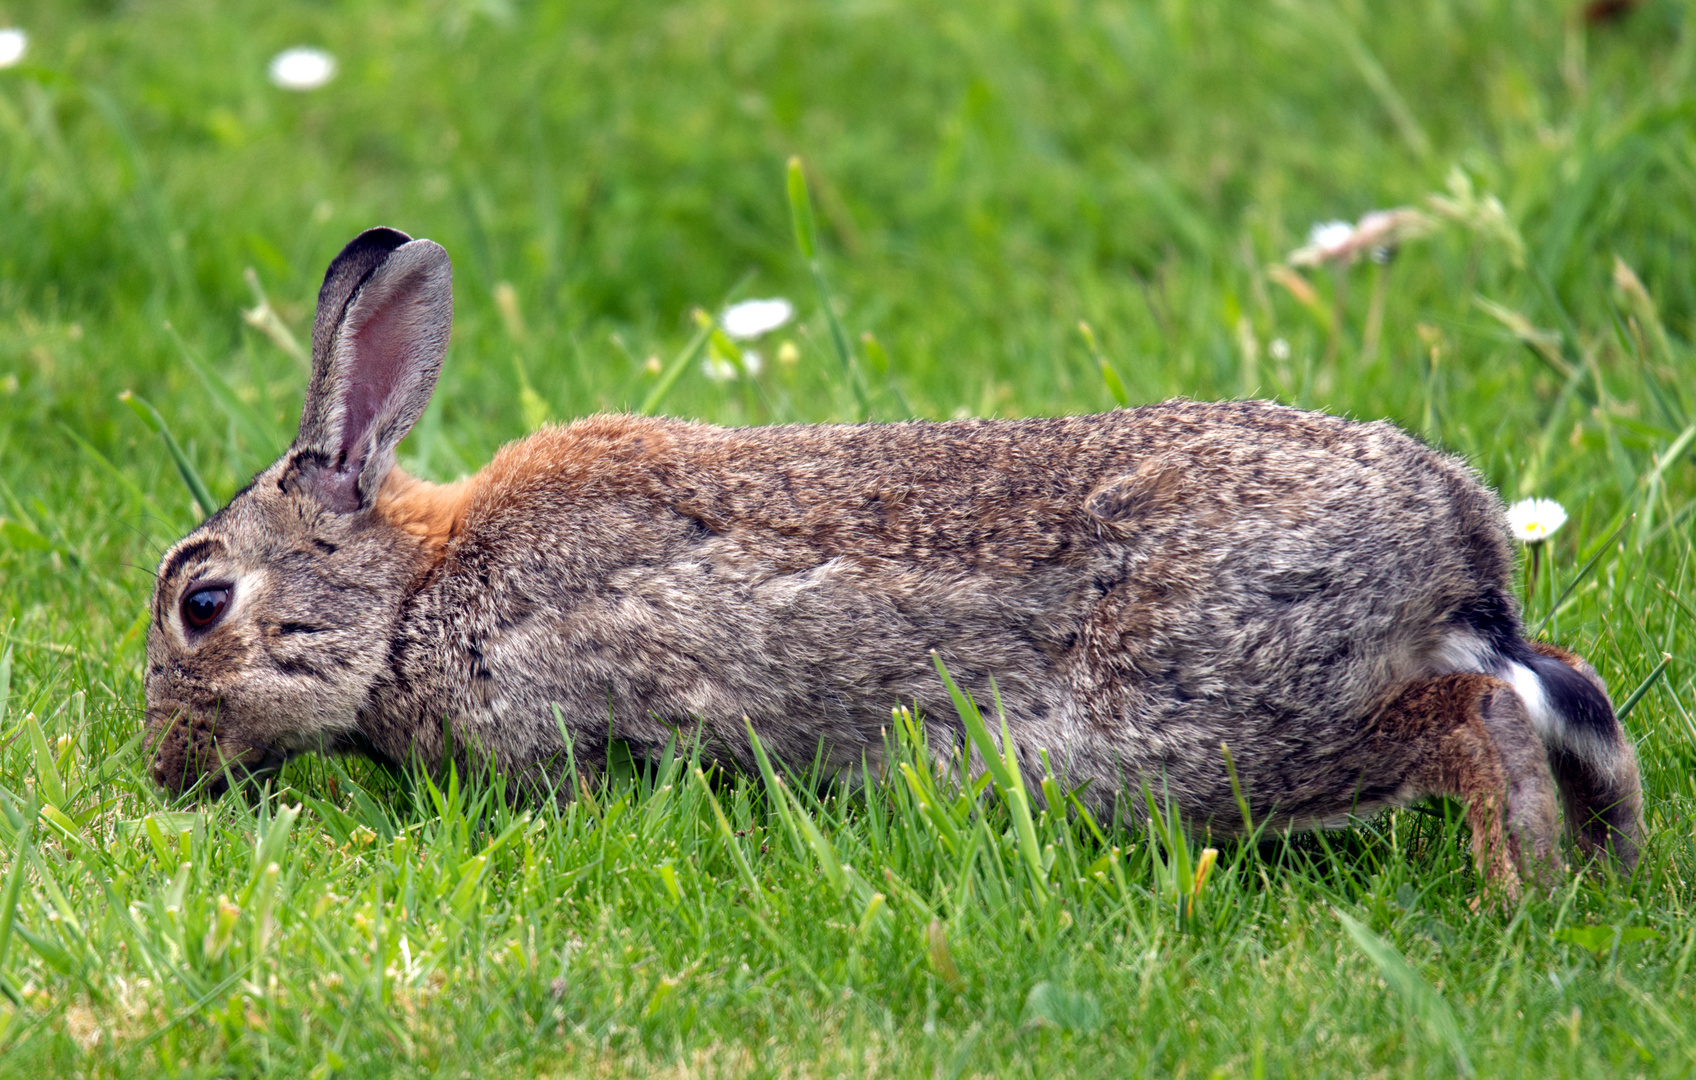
[182, 587, 230, 630]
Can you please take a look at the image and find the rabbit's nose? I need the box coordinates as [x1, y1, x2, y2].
[149, 745, 180, 788]
[146, 704, 207, 796]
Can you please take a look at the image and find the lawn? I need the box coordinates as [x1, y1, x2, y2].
[2, 0, 1695, 1076]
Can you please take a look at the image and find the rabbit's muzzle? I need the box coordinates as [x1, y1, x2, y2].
[147, 703, 286, 799]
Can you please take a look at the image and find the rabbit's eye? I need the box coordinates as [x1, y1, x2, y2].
[182, 587, 230, 631]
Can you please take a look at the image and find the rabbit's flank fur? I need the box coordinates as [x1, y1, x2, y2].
[144, 228, 1642, 893]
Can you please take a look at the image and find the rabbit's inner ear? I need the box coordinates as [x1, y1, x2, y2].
[291, 234, 453, 513]
[308, 226, 412, 367]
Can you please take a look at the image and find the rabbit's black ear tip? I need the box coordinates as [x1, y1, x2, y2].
[340, 226, 414, 259]
[317, 227, 418, 302]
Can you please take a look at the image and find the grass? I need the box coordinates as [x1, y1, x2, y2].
[2, 0, 1695, 1075]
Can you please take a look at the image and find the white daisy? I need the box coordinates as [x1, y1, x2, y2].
[0, 28, 27, 69]
[1506, 497, 1567, 544]
[268, 47, 337, 91]
[720, 298, 793, 341]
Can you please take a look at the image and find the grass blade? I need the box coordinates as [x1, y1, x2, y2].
[1078, 321, 1129, 407]
[744, 720, 805, 861]
[860, 331, 914, 416]
[24, 713, 67, 810]
[1615, 653, 1671, 722]
[690, 767, 764, 904]
[787, 156, 871, 419]
[120, 390, 218, 519]
[774, 773, 848, 899]
[0, 796, 36, 1005]
[930, 655, 1046, 896]
[1335, 908, 1472, 1076]
[930, 654, 1017, 795]
[1535, 518, 1629, 637]
[242, 267, 311, 371]
[897, 762, 961, 856]
[59, 423, 175, 528]
[638, 315, 713, 416]
[786, 156, 818, 261]
[1475, 295, 1576, 383]
[166, 324, 289, 460]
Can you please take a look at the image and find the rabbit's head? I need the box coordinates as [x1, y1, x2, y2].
[145, 228, 452, 796]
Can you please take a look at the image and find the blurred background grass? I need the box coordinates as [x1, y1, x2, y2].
[5, 1, 1693, 466]
[2, 0, 1696, 1076]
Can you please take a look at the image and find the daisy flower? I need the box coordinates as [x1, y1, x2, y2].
[0, 28, 27, 69]
[720, 298, 793, 341]
[269, 47, 337, 91]
[1506, 497, 1567, 544]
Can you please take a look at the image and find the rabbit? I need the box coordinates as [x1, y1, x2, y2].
[144, 227, 1643, 893]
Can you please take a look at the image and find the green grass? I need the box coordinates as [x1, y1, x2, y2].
[2, 0, 1696, 1075]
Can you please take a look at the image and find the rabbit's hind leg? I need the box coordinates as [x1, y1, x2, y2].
[1371, 673, 1562, 897]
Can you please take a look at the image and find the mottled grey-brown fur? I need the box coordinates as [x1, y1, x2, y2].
[382, 405, 1502, 814]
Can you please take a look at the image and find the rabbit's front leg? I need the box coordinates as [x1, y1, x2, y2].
[1369, 674, 1562, 898]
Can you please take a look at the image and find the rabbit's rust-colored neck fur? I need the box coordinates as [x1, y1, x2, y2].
[375, 470, 478, 559]
[373, 415, 680, 561]
[476, 414, 681, 504]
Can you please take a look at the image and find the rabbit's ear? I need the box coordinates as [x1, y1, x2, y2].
[288, 228, 453, 513]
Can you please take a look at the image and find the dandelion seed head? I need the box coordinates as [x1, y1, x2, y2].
[1506, 497, 1567, 544]
[268, 47, 337, 91]
[0, 28, 27, 69]
[720, 298, 793, 341]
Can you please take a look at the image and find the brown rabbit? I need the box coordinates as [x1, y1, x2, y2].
[144, 228, 1642, 893]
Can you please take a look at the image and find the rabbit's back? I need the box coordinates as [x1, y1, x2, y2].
[376, 399, 1513, 820]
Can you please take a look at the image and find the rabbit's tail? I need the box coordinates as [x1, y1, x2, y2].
[1497, 640, 1641, 868]
[1442, 597, 1641, 867]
